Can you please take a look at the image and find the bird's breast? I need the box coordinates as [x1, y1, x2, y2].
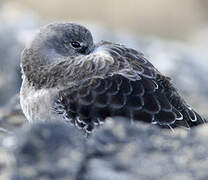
[20, 76, 58, 122]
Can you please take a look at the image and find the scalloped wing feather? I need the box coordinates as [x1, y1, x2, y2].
[53, 42, 205, 133]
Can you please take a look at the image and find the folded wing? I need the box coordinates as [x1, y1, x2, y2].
[54, 42, 205, 133]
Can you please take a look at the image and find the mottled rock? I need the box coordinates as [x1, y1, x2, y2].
[1, 118, 208, 179]
[3, 122, 86, 180]
[82, 118, 208, 180]
[0, 147, 14, 180]
[0, 94, 26, 139]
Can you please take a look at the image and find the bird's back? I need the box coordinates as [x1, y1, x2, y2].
[54, 62, 205, 133]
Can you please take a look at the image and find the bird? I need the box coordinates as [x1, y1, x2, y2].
[20, 22, 205, 134]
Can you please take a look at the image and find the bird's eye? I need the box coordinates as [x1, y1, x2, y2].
[71, 41, 81, 48]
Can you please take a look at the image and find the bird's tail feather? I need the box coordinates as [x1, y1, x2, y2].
[174, 106, 206, 129]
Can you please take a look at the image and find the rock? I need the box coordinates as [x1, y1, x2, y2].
[1, 118, 208, 179]
[83, 118, 208, 180]
[0, 147, 14, 180]
[0, 94, 26, 139]
[3, 122, 86, 180]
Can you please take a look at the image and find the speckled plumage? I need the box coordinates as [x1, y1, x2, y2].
[20, 22, 205, 134]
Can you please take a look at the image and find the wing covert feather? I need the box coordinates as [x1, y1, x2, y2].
[53, 42, 205, 133]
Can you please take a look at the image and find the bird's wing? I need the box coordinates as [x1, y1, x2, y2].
[116, 43, 205, 129]
[53, 42, 205, 133]
[156, 74, 205, 129]
[54, 74, 171, 133]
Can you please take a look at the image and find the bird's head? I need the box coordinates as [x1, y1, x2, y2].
[21, 22, 115, 89]
[23, 22, 94, 66]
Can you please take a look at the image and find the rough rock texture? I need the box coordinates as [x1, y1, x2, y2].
[0, 146, 14, 180]
[0, 94, 26, 139]
[1, 118, 208, 180]
[3, 122, 86, 180]
[83, 118, 208, 180]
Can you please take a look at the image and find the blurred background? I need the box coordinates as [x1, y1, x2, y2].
[0, 0, 208, 131]
[3, 0, 208, 40]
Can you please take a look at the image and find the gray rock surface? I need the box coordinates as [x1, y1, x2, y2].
[0, 146, 14, 180]
[84, 118, 208, 180]
[1, 118, 208, 180]
[3, 122, 86, 180]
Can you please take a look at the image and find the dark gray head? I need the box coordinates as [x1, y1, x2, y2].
[24, 23, 94, 65]
[21, 23, 95, 88]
